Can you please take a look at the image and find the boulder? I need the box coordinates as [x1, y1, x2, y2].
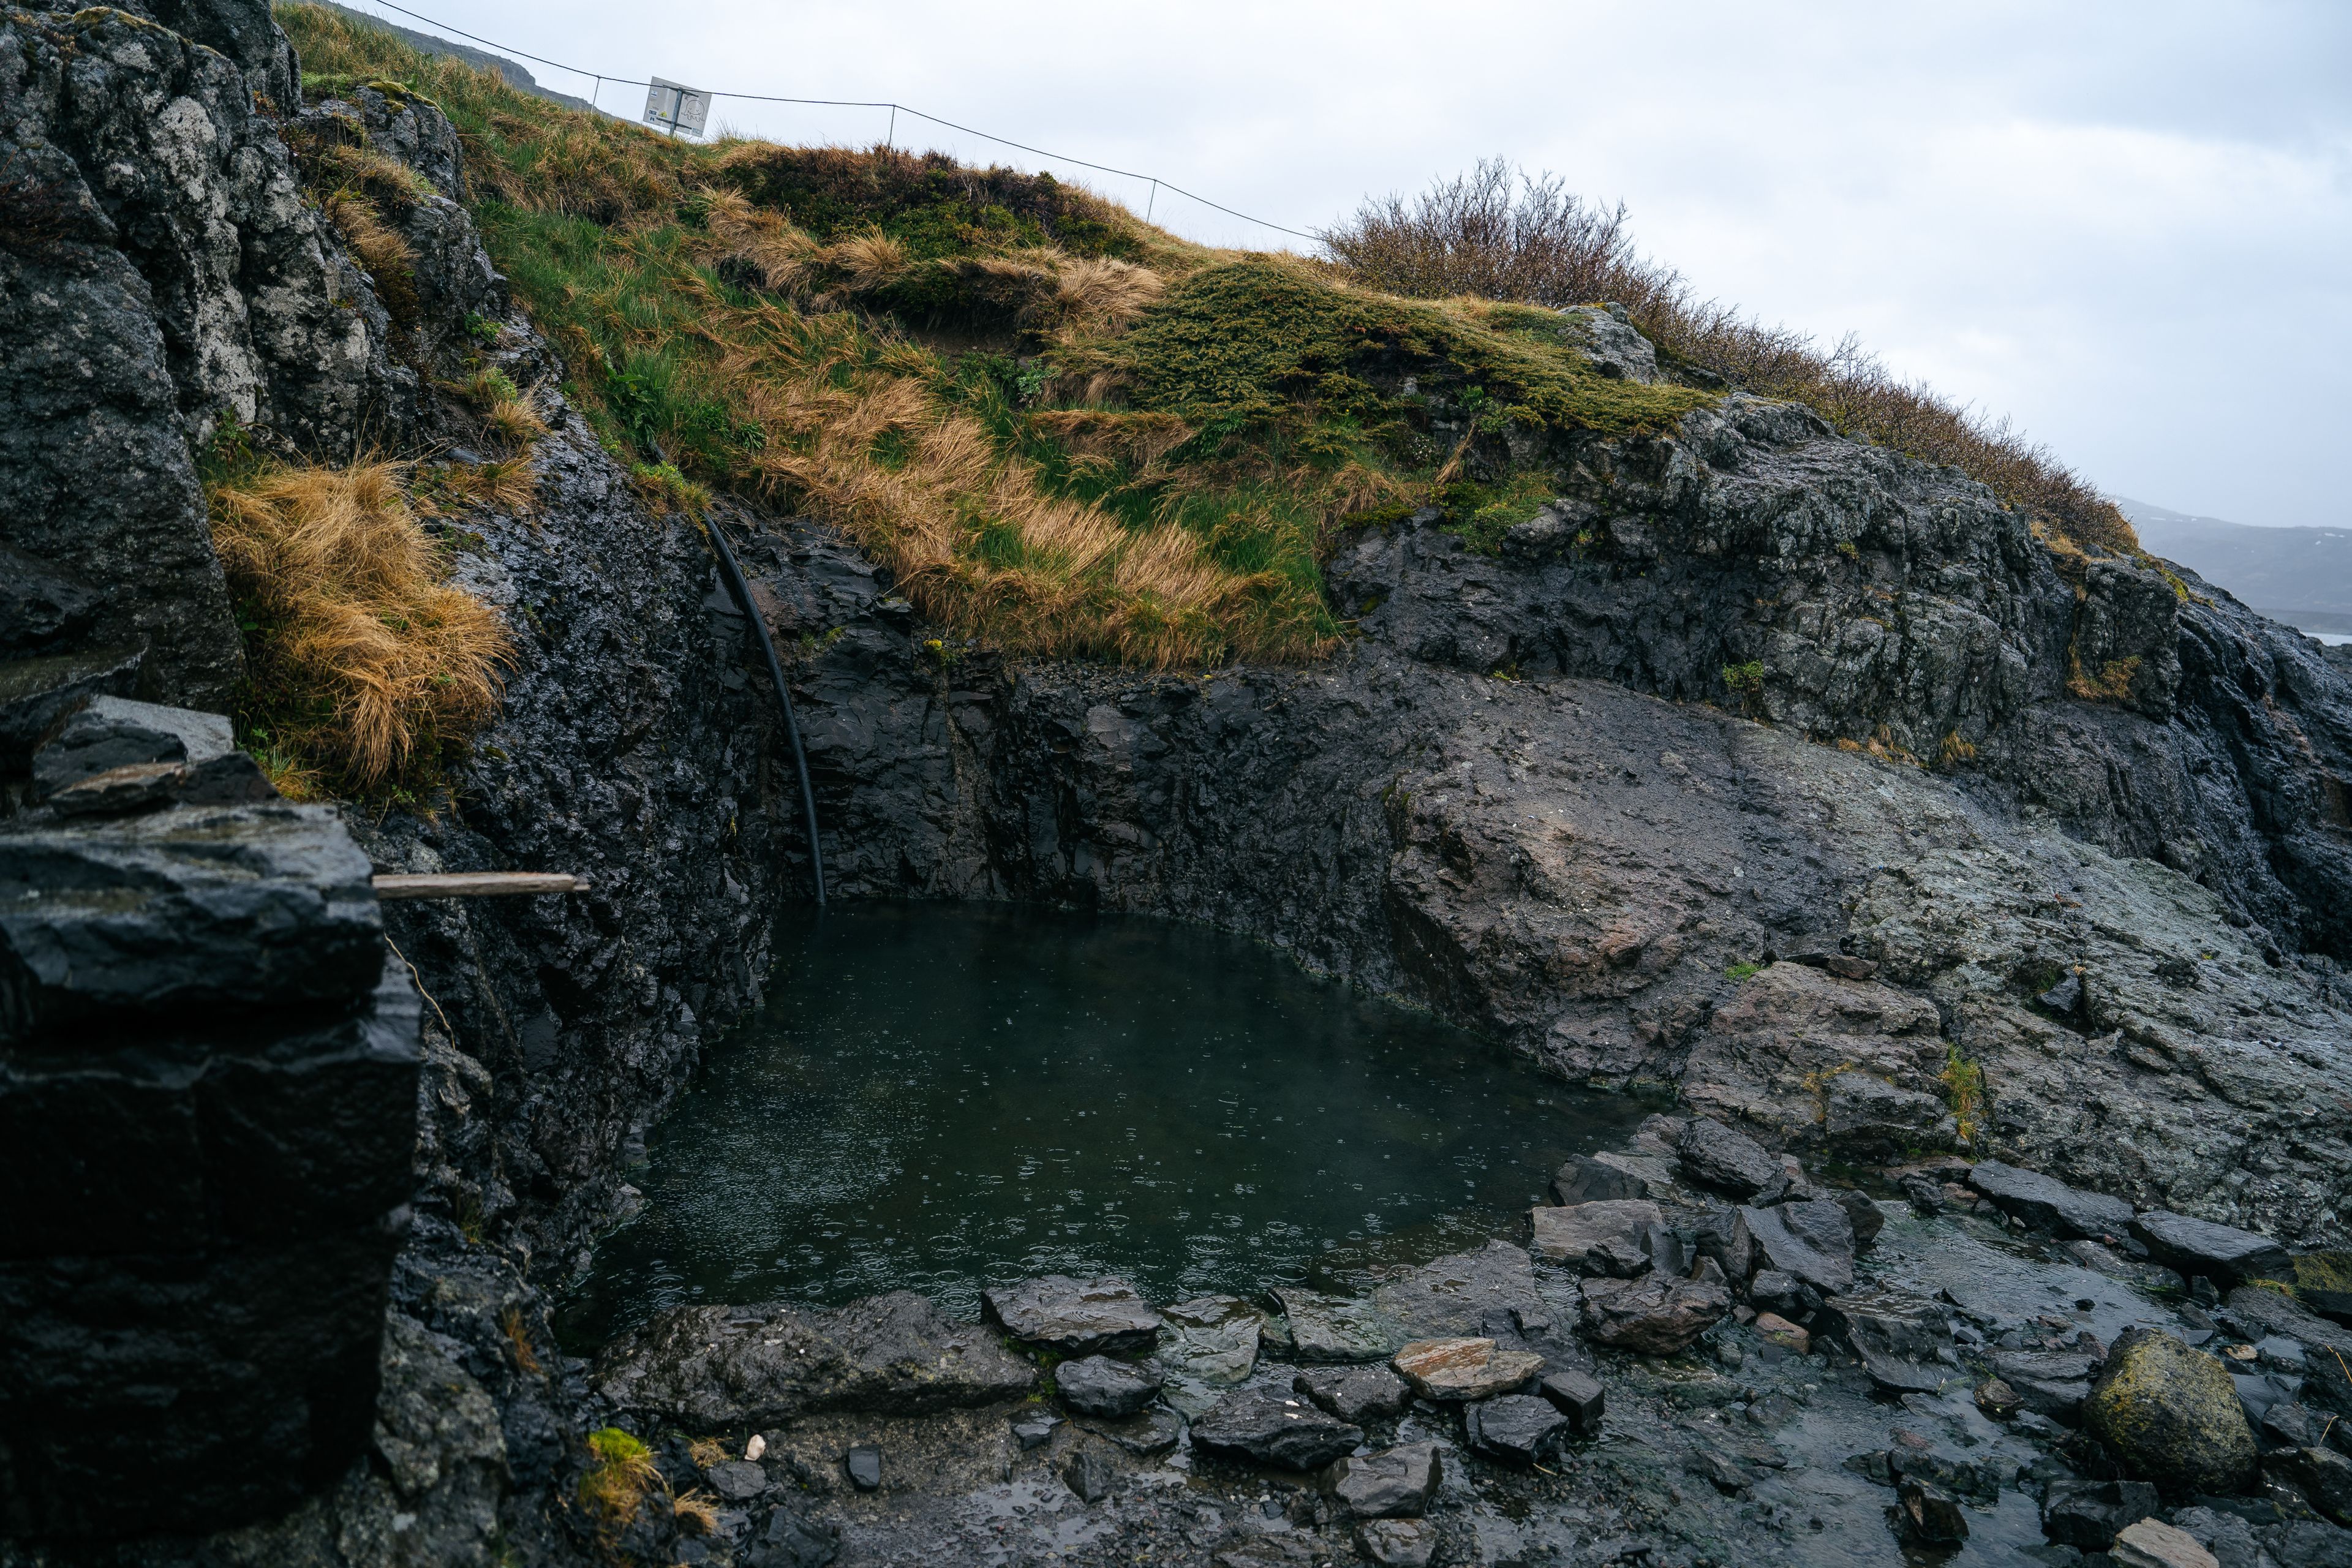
[1754, 1312, 1809, 1354]
[1896, 1475, 1968, 1543]
[2041, 1479, 2161, 1550]
[1537, 1368, 1605, 1437]
[597, 1292, 1038, 1425]
[1579, 1275, 1732, 1355]
[1696, 1208, 1756, 1281]
[1527, 1200, 1662, 1276]
[1391, 1337, 1543, 1401]
[1967, 1160, 2136, 1238]
[29, 695, 233, 799]
[1369, 1240, 1569, 1343]
[1010, 1411, 1060, 1450]
[1833, 1189, 1887, 1250]
[1740, 1199, 1856, 1295]
[1323, 1441, 1441, 1518]
[2086, 1329, 2258, 1495]
[1994, 1349, 2101, 1423]
[705, 1459, 767, 1501]
[1294, 1365, 1411, 1425]
[2130, 1214, 2293, 1289]
[2270, 1446, 2352, 1526]
[1677, 1118, 1784, 1197]
[1056, 1355, 1163, 1419]
[1189, 1389, 1364, 1470]
[1465, 1395, 1570, 1466]
[982, 1276, 1163, 1355]
[1061, 1446, 1115, 1503]
[2110, 1518, 2222, 1568]
[1355, 1518, 1439, 1568]
[1156, 1295, 1264, 1386]
[1820, 1291, 1951, 1393]
[1264, 1286, 1393, 1363]
[1552, 1155, 1648, 1204]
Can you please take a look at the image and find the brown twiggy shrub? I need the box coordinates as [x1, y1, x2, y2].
[1321, 158, 2136, 554]
[209, 460, 511, 791]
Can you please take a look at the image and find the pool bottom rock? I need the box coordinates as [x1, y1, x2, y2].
[571, 1123, 2352, 1567]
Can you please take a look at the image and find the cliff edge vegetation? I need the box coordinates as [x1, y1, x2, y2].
[278, 2, 2127, 677]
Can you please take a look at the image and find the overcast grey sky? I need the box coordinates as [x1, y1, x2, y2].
[361, 1, 2350, 527]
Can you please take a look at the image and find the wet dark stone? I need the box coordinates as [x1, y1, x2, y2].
[982, 1275, 1164, 1355]
[1678, 1117, 1783, 1197]
[28, 695, 232, 800]
[1190, 1389, 1363, 1470]
[1467, 1394, 1570, 1466]
[1057, 1354, 1163, 1418]
[2270, 1447, 2352, 1527]
[843, 1444, 881, 1492]
[1264, 1285, 1392, 1363]
[1553, 1155, 1648, 1204]
[1061, 1446, 1116, 1503]
[1897, 1475, 1969, 1542]
[1091, 1406, 1182, 1457]
[1539, 1368, 1605, 1437]
[1741, 1199, 1856, 1295]
[1354, 1518, 1438, 1568]
[1580, 1274, 1732, 1354]
[754, 1507, 840, 1568]
[1324, 1441, 1441, 1518]
[1294, 1365, 1411, 1425]
[2131, 1213, 2293, 1289]
[1834, 1189, 1887, 1250]
[1822, 1291, 1953, 1395]
[1011, 1411, 1061, 1450]
[2041, 1478, 2161, 1549]
[1968, 1161, 2137, 1239]
[706, 1460, 767, 1501]
[1996, 1349, 2101, 1423]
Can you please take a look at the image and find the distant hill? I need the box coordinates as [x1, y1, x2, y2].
[2115, 497, 2352, 635]
[315, 2, 600, 116]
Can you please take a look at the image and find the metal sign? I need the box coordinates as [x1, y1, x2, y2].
[644, 76, 710, 137]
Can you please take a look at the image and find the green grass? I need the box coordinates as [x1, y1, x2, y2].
[276, 2, 1717, 669]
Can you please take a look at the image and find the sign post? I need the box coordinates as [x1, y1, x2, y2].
[643, 76, 710, 139]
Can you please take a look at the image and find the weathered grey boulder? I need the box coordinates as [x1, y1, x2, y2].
[596, 1292, 1038, 1425]
[1994, 1349, 2100, 1423]
[1355, 1517, 1439, 1568]
[1156, 1295, 1264, 1386]
[1677, 1118, 1783, 1197]
[1369, 1240, 1570, 1343]
[2130, 1213, 2293, 1289]
[1822, 1292, 1953, 1393]
[982, 1275, 1163, 1355]
[2085, 1329, 2257, 1494]
[1968, 1161, 2137, 1238]
[1528, 1199, 1661, 1276]
[1323, 1441, 1440, 1518]
[1294, 1365, 1411, 1425]
[2270, 1446, 2352, 1526]
[1740, 1199, 1856, 1295]
[1390, 1338, 1543, 1402]
[29, 695, 233, 799]
[1553, 1154, 1648, 1204]
[1056, 1354, 1162, 1419]
[1264, 1286, 1391, 1363]
[1189, 1389, 1363, 1470]
[1578, 1275, 1731, 1354]
[2041, 1479, 2162, 1550]
[1833, 1189, 1887, 1250]
[1559, 304, 1662, 384]
[1466, 1394, 1571, 1466]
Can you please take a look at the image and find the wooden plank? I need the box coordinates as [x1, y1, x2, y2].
[372, 872, 589, 900]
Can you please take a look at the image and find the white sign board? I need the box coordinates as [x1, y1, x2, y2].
[644, 76, 710, 137]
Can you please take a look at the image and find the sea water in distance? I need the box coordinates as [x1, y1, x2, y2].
[555, 902, 1648, 1348]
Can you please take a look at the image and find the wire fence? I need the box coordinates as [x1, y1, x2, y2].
[336, 0, 1324, 244]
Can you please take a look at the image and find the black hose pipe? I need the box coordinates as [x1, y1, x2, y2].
[699, 510, 827, 905]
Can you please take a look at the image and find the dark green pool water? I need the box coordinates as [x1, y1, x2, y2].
[555, 903, 1646, 1348]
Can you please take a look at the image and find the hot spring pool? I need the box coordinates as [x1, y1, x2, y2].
[554, 903, 1646, 1348]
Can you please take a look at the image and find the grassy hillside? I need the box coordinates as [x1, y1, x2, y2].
[278, 3, 1717, 667]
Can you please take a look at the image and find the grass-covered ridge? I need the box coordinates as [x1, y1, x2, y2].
[277, 2, 1721, 666]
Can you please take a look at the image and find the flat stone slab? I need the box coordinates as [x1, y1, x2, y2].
[1155, 1295, 1264, 1385]
[1537, 1368, 1604, 1437]
[1528, 1200, 1663, 1277]
[1966, 1161, 2136, 1239]
[2129, 1212, 2292, 1287]
[1294, 1364, 1411, 1425]
[597, 1291, 1037, 1426]
[1579, 1276, 1732, 1355]
[1055, 1354, 1162, 1418]
[1740, 1200, 1856, 1295]
[1391, 1337, 1544, 1402]
[1466, 1394, 1570, 1466]
[1265, 1286, 1393, 1363]
[1678, 1118, 1782, 1197]
[1189, 1388, 1363, 1470]
[1324, 1441, 1441, 1518]
[982, 1275, 1163, 1355]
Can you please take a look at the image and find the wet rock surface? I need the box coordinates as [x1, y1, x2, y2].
[2087, 1328, 2260, 1495]
[982, 1275, 1164, 1356]
[1189, 1389, 1364, 1470]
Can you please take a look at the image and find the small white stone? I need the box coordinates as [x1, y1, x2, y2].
[745, 1434, 767, 1461]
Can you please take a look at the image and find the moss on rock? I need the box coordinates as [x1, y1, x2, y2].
[2083, 1328, 2255, 1497]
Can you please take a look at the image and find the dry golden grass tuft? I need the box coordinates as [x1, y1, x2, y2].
[208, 459, 511, 791]
[578, 1428, 662, 1537]
[320, 190, 418, 322]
